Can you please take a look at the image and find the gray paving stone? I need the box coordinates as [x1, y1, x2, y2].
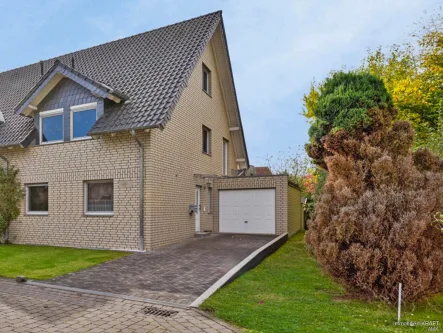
[0, 278, 240, 332]
[41, 234, 274, 305]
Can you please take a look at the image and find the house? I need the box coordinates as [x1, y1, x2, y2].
[0, 11, 303, 251]
[255, 166, 273, 176]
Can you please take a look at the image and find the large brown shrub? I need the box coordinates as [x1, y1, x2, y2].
[306, 115, 443, 302]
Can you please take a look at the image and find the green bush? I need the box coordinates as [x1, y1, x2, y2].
[0, 166, 23, 240]
[306, 72, 393, 169]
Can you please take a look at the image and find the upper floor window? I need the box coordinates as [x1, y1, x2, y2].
[202, 126, 212, 155]
[40, 108, 64, 144]
[202, 64, 212, 95]
[70, 102, 97, 140]
[223, 139, 229, 176]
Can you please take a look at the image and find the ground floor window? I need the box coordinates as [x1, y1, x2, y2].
[26, 184, 48, 215]
[84, 180, 114, 215]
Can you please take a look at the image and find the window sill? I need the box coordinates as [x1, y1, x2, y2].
[84, 212, 114, 217]
[40, 140, 64, 146]
[26, 212, 48, 216]
[202, 89, 212, 97]
[202, 151, 212, 157]
[71, 136, 93, 142]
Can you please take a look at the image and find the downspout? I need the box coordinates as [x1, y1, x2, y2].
[130, 130, 144, 251]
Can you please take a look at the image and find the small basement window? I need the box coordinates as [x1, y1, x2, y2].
[202, 64, 211, 95]
[40, 109, 63, 144]
[202, 126, 212, 155]
[71, 102, 97, 140]
[26, 184, 48, 215]
[85, 180, 114, 215]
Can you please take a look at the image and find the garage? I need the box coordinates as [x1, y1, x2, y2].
[219, 189, 276, 234]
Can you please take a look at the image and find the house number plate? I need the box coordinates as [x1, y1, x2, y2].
[119, 180, 133, 188]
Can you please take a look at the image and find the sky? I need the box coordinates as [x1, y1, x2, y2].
[0, 0, 441, 165]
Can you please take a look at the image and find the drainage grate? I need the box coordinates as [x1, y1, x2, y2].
[140, 306, 178, 318]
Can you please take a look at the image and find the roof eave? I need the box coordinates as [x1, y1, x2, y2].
[88, 124, 161, 137]
[218, 16, 250, 168]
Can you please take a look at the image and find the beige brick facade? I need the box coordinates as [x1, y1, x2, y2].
[143, 37, 237, 250]
[0, 132, 145, 250]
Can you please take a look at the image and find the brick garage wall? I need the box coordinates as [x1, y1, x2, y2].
[0, 131, 146, 250]
[211, 175, 290, 234]
[288, 184, 303, 235]
[145, 35, 237, 250]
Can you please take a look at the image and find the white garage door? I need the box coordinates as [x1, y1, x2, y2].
[219, 189, 276, 234]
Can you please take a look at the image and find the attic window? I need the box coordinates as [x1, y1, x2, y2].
[202, 64, 212, 95]
[70, 102, 97, 140]
[40, 109, 64, 144]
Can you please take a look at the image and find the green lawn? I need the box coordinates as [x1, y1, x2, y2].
[201, 233, 443, 333]
[0, 244, 128, 280]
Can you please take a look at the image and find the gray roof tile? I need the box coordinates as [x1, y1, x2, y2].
[14, 60, 128, 117]
[0, 11, 221, 146]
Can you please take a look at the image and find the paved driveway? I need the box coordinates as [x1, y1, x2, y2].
[41, 234, 274, 305]
[1, 278, 239, 332]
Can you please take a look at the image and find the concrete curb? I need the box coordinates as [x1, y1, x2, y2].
[26, 281, 190, 309]
[190, 233, 288, 308]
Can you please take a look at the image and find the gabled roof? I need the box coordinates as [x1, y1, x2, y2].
[0, 11, 223, 147]
[15, 60, 128, 117]
[0, 11, 248, 166]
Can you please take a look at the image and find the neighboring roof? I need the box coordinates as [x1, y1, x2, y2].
[255, 166, 273, 176]
[15, 60, 128, 117]
[0, 11, 226, 147]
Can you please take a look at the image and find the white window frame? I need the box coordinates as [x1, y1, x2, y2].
[70, 102, 98, 141]
[26, 183, 49, 216]
[202, 126, 211, 155]
[39, 108, 64, 145]
[207, 187, 212, 213]
[223, 139, 229, 176]
[202, 64, 211, 95]
[84, 180, 114, 216]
